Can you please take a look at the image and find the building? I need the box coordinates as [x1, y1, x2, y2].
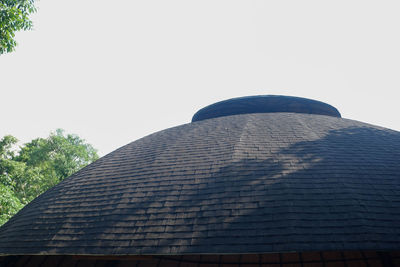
[1, 95, 399, 266]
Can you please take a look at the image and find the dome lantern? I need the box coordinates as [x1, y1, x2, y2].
[192, 95, 341, 122]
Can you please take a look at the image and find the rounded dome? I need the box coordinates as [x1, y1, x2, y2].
[192, 95, 341, 122]
[0, 96, 400, 265]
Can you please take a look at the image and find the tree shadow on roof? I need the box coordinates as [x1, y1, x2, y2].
[171, 126, 400, 253]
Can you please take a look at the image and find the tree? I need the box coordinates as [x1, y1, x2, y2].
[0, 183, 23, 226]
[0, 0, 36, 54]
[0, 135, 27, 225]
[17, 129, 99, 185]
[0, 129, 98, 225]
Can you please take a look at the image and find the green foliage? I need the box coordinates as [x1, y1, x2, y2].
[17, 129, 99, 184]
[0, 0, 36, 54]
[0, 129, 98, 225]
[0, 183, 23, 226]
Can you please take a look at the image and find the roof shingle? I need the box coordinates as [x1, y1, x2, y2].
[0, 112, 400, 255]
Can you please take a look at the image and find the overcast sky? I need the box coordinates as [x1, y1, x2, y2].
[1, 0, 399, 156]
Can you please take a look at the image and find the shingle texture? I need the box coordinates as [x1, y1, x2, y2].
[0, 112, 400, 255]
[192, 95, 341, 122]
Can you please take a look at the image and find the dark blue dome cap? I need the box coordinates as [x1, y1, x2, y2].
[192, 95, 341, 122]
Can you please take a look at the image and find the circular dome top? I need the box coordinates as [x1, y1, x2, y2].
[192, 95, 341, 122]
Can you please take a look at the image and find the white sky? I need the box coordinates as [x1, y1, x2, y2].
[1, 0, 399, 156]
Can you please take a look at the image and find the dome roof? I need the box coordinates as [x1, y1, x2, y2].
[0, 96, 400, 257]
[192, 95, 341, 122]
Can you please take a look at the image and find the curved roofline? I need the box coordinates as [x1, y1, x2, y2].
[192, 95, 341, 122]
[1, 110, 400, 256]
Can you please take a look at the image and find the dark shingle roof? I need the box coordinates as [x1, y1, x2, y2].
[192, 95, 341, 122]
[0, 107, 400, 255]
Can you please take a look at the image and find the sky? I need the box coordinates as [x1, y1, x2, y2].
[1, 0, 399, 156]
